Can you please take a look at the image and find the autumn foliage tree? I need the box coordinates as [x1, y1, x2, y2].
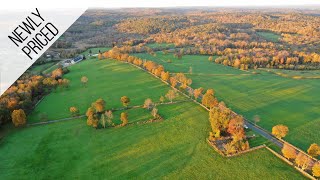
[120, 112, 128, 126]
[69, 106, 79, 117]
[165, 90, 177, 103]
[93, 98, 106, 113]
[151, 107, 158, 118]
[86, 98, 106, 128]
[105, 110, 114, 127]
[202, 89, 217, 109]
[193, 87, 203, 100]
[312, 162, 320, 178]
[120, 96, 130, 107]
[161, 71, 170, 82]
[227, 116, 245, 139]
[308, 143, 320, 157]
[272, 124, 289, 139]
[295, 152, 312, 170]
[81, 76, 88, 87]
[11, 109, 26, 127]
[282, 143, 297, 160]
[143, 98, 154, 110]
[51, 68, 63, 79]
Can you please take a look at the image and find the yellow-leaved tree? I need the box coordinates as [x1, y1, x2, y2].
[272, 124, 289, 139]
[11, 109, 27, 127]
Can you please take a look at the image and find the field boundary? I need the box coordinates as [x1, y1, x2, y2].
[265, 146, 316, 180]
[115, 57, 318, 179]
[207, 138, 266, 157]
[27, 100, 190, 126]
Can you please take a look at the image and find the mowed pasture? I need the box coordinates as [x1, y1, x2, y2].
[260, 68, 320, 79]
[28, 62, 56, 74]
[0, 101, 303, 179]
[134, 51, 320, 151]
[134, 52, 249, 75]
[256, 31, 281, 42]
[28, 58, 186, 122]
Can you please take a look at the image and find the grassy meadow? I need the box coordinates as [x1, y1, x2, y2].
[0, 49, 307, 179]
[28, 58, 185, 122]
[256, 31, 281, 42]
[133, 51, 320, 151]
[28, 62, 56, 74]
[0, 101, 303, 179]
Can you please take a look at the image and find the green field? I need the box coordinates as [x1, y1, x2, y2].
[133, 52, 320, 151]
[146, 43, 175, 49]
[28, 62, 56, 74]
[42, 63, 60, 75]
[28, 58, 185, 122]
[81, 47, 112, 56]
[257, 31, 281, 42]
[134, 53, 248, 75]
[260, 68, 320, 79]
[0, 52, 307, 178]
[0, 103, 303, 179]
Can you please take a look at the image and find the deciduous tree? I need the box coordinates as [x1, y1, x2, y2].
[69, 106, 79, 117]
[120, 96, 130, 107]
[272, 124, 288, 139]
[81, 76, 88, 87]
[143, 98, 154, 110]
[165, 90, 177, 103]
[11, 109, 26, 127]
[151, 107, 158, 118]
[93, 98, 105, 113]
[159, 96, 165, 103]
[105, 110, 114, 126]
[308, 143, 320, 157]
[282, 143, 297, 160]
[194, 87, 203, 100]
[120, 112, 128, 126]
[312, 162, 320, 178]
[295, 152, 312, 170]
[169, 77, 177, 87]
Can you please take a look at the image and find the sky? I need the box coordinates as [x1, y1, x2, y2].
[1, 0, 320, 9]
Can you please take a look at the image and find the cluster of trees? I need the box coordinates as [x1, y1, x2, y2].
[282, 143, 320, 177]
[143, 98, 159, 119]
[85, 96, 131, 129]
[209, 102, 250, 155]
[117, 16, 192, 35]
[0, 67, 70, 127]
[273, 123, 320, 177]
[100, 49, 194, 92]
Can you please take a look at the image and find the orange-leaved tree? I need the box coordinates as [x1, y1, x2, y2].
[120, 96, 130, 107]
[295, 152, 312, 171]
[11, 109, 27, 127]
[120, 112, 128, 126]
[282, 143, 297, 160]
[272, 124, 289, 139]
[308, 143, 320, 157]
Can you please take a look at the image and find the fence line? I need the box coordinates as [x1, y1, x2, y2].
[265, 146, 316, 180]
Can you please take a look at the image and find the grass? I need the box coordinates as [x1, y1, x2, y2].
[42, 63, 60, 75]
[134, 52, 320, 151]
[28, 58, 185, 122]
[0, 51, 306, 178]
[111, 107, 154, 125]
[134, 52, 249, 75]
[0, 102, 304, 179]
[28, 62, 56, 74]
[260, 68, 320, 79]
[146, 43, 175, 49]
[257, 31, 281, 42]
[81, 47, 111, 56]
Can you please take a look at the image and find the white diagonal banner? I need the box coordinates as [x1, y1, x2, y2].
[0, 8, 86, 95]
